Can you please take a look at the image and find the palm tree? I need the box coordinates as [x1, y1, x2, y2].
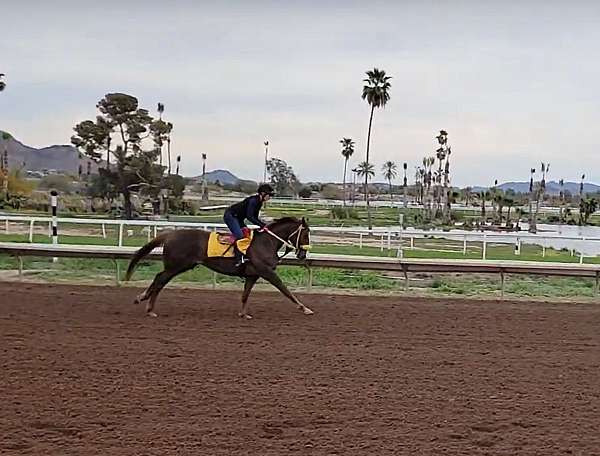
[464, 187, 472, 206]
[381, 161, 397, 203]
[415, 167, 423, 204]
[361, 68, 391, 230]
[351, 167, 359, 204]
[559, 178, 565, 222]
[515, 207, 524, 230]
[533, 162, 550, 229]
[339, 138, 355, 206]
[402, 162, 408, 208]
[580, 198, 598, 225]
[356, 161, 375, 195]
[480, 191, 488, 219]
[493, 192, 505, 224]
[579, 174, 586, 225]
[504, 196, 515, 227]
[528, 168, 536, 233]
[166, 122, 173, 175]
[0, 73, 5, 92]
[422, 156, 435, 218]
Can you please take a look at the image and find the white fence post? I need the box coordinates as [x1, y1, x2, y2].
[29, 220, 34, 243]
[482, 232, 487, 260]
[118, 223, 124, 247]
[463, 234, 467, 256]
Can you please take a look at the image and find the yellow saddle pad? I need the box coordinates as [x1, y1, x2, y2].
[207, 231, 253, 258]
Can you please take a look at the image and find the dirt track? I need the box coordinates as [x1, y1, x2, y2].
[1, 283, 600, 455]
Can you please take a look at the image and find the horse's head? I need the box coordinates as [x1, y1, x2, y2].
[293, 217, 311, 260]
[267, 216, 311, 259]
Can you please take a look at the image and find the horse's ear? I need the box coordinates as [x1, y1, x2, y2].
[302, 217, 308, 226]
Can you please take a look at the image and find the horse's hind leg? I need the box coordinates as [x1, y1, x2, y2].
[239, 276, 258, 319]
[260, 270, 314, 315]
[144, 264, 197, 317]
[134, 287, 151, 305]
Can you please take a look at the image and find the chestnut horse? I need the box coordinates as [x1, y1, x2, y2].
[125, 217, 314, 319]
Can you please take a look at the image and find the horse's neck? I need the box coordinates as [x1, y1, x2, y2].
[269, 222, 298, 238]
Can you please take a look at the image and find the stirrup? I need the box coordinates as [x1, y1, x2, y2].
[235, 257, 247, 268]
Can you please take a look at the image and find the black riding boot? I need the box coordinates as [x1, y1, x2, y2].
[233, 243, 247, 267]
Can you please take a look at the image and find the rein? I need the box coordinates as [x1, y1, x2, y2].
[263, 223, 311, 260]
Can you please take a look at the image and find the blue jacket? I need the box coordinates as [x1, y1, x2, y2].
[226, 194, 266, 228]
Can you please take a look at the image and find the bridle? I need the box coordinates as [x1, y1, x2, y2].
[263, 223, 311, 259]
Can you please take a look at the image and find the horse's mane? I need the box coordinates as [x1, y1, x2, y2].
[269, 216, 300, 226]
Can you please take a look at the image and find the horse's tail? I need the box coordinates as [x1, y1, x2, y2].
[125, 233, 168, 281]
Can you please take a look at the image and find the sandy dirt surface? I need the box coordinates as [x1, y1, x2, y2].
[1, 282, 599, 455]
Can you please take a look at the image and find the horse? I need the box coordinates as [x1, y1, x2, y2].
[124, 216, 314, 319]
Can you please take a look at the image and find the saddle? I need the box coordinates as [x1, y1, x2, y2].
[207, 229, 253, 258]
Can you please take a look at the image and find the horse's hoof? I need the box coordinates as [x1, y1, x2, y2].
[147, 312, 158, 318]
[238, 313, 253, 320]
[303, 308, 314, 315]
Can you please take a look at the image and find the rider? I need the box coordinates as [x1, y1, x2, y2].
[224, 183, 275, 266]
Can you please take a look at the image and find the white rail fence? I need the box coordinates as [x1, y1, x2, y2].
[1, 214, 600, 264]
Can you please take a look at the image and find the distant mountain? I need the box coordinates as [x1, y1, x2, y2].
[471, 181, 600, 195]
[193, 169, 240, 185]
[0, 130, 96, 174]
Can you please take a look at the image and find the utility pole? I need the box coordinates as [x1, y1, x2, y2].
[202, 153, 208, 201]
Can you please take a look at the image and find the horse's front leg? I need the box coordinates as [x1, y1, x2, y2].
[260, 270, 314, 315]
[239, 276, 259, 319]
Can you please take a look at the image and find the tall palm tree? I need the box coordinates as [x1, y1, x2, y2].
[480, 191, 488, 219]
[528, 168, 536, 233]
[361, 68, 391, 230]
[351, 167, 359, 204]
[559, 178, 565, 222]
[579, 174, 586, 225]
[415, 167, 423, 204]
[493, 192, 505, 224]
[533, 162, 550, 229]
[465, 187, 472, 206]
[504, 196, 515, 227]
[422, 156, 435, 218]
[356, 161, 375, 195]
[166, 122, 173, 175]
[515, 207, 524, 230]
[0, 73, 5, 92]
[339, 138, 355, 206]
[381, 161, 397, 203]
[403, 162, 408, 208]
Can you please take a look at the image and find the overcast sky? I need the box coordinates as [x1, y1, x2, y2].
[1, 0, 599, 186]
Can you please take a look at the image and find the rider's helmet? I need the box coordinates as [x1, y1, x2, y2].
[257, 183, 275, 197]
